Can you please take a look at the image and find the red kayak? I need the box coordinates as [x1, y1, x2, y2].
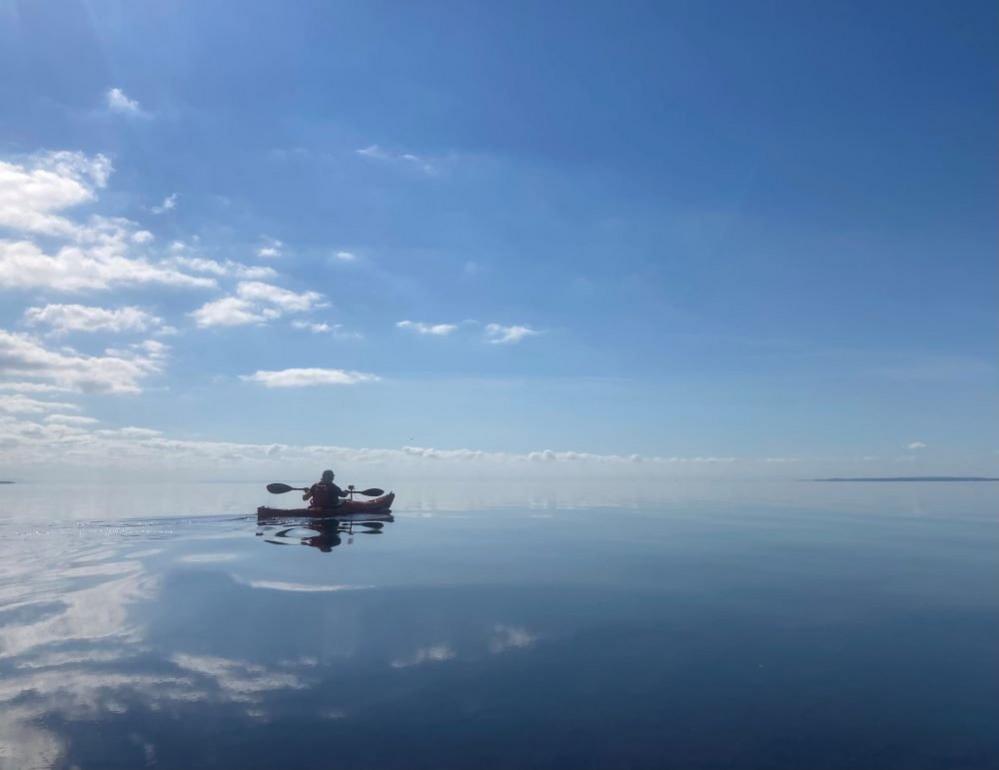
[257, 492, 395, 520]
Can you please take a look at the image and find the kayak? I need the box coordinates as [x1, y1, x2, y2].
[257, 492, 395, 520]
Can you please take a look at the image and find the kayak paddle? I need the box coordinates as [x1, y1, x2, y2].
[266, 482, 385, 496]
[266, 483, 307, 494]
[345, 485, 385, 498]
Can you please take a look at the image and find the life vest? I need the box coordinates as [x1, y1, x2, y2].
[310, 482, 338, 509]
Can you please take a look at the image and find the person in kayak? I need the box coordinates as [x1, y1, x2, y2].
[303, 470, 349, 510]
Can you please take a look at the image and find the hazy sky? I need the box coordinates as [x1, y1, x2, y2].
[0, 1, 996, 477]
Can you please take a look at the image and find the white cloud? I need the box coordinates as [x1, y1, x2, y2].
[0, 239, 215, 292]
[333, 250, 357, 262]
[257, 236, 283, 259]
[0, 394, 80, 414]
[396, 320, 458, 336]
[0, 329, 166, 394]
[356, 144, 389, 160]
[151, 193, 177, 214]
[485, 323, 539, 344]
[165, 254, 276, 280]
[24, 304, 162, 335]
[291, 320, 330, 333]
[0, 408, 766, 481]
[0, 151, 111, 237]
[94, 426, 162, 439]
[291, 321, 362, 339]
[105, 87, 144, 116]
[0, 153, 212, 292]
[241, 368, 380, 388]
[190, 297, 266, 328]
[650, 455, 737, 463]
[907, 441, 927, 450]
[236, 281, 324, 313]
[44, 414, 99, 426]
[0, 382, 71, 393]
[190, 282, 325, 328]
[356, 144, 436, 174]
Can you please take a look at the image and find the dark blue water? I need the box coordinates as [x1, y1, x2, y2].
[0, 482, 996, 769]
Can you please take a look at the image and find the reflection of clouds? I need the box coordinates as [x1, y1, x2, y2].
[389, 626, 539, 670]
[129, 734, 157, 766]
[129, 548, 163, 558]
[0, 704, 64, 770]
[0, 669, 197, 717]
[388, 623, 540, 669]
[177, 552, 239, 563]
[0, 663, 198, 768]
[0, 536, 163, 768]
[0, 557, 156, 659]
[489, 624, 538, 654]
[0, 510, 545, 768]
[170, 653, 305, 703]
[238, 579, 373, 593]
[390, 644, 456, 669]
[14, 648, 139, 669]
[0, 651, 314, 767]
[0, 519, 375, 767]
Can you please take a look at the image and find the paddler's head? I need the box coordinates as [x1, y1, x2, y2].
[321, 469, 335, 483]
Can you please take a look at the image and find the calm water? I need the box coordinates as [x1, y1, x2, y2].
[0, 481, 996, 769]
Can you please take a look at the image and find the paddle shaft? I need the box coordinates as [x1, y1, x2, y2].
[267, 482, 384, 496]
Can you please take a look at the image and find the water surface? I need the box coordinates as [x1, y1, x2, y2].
[0, 481, 996, 769]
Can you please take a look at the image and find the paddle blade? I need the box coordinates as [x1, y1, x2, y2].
[357, 487, 385, 497]
[267, 483, 297, 494]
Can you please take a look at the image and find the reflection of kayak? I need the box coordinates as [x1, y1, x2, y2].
[260, 512, 394, 530]
[257, 492, 395, 520]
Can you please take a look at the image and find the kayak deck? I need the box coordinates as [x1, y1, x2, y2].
[257, 492, 395, 520]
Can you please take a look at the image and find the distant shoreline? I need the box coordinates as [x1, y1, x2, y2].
[812, 476, 999, 483]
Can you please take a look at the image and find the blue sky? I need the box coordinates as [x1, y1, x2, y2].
[0, 0, 996, 477]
